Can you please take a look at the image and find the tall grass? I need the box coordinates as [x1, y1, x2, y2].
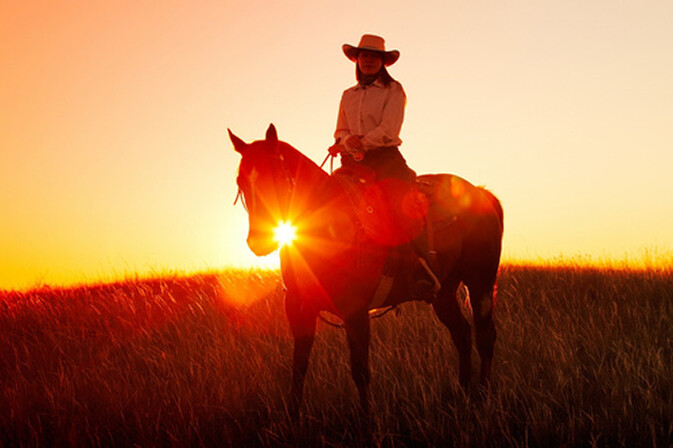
[1, 265, 671, 447]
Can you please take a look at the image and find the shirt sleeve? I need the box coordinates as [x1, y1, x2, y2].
[334, 92, 352, 145]
[362, 83, 406, 150]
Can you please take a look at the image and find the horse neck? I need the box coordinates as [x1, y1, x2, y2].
[280, 143, 331, 198]
[278, 144, 350, 242]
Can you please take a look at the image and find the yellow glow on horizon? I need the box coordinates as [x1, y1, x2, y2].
[1, 1, 672, 291]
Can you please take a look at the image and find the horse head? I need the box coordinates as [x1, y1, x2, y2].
[230, 124, 306, 256]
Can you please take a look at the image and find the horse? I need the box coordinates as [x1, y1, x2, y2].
[229, 124, 503, 416]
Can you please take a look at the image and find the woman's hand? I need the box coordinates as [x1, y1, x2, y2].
[328, 143, 345, 156]
[345, 135, 363, 151]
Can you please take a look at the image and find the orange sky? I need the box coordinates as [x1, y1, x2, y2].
[1, 1, 672, 290]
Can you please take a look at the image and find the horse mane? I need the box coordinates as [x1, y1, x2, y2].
[276, 141, 329, 182]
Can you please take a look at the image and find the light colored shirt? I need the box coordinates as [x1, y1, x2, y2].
[334, 79, 406, 152]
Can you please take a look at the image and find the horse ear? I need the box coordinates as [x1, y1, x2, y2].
[265, 124, 278, 145]
[228, 129, 247, 153]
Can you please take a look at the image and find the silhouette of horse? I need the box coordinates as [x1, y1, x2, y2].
[230, 124, 503, 416]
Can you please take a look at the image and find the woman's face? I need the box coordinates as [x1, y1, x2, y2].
[357, 50, 383, 75]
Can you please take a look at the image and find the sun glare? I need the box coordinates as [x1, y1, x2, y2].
[274, 221, 297, 247]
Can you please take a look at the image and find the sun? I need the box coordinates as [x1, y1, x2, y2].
[273, 220, 297, 247]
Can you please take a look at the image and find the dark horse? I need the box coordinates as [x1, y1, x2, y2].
[230, 124, 503, 415]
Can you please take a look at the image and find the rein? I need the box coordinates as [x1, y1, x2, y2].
[235, 151, 336, 209]
[319, 152, 336, 174]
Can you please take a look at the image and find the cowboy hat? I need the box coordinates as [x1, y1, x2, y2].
[342, 34, 400, 66]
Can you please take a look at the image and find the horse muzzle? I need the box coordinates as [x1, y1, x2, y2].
[247, 231, 278, 256]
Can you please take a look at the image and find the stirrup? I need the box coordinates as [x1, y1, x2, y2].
[417, 256, 441, 294]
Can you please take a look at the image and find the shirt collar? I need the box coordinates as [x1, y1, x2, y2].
[354, 79, 385, 91]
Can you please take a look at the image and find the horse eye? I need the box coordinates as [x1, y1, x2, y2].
[237, 167, 259, 190]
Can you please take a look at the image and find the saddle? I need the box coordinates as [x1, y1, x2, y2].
[333, 171, 459, 252]
[332, 170, 457, 308]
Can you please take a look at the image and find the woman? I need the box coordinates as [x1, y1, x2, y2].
[333, 34, 416, 183]
[332, 34, 439, 300]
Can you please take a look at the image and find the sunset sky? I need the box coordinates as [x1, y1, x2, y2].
[2, 1, 672, 290]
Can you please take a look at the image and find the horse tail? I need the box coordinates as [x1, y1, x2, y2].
[479, 187, 504, 234]
[477, 187, 503, 311]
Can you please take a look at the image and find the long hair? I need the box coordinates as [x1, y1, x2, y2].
[356, 65, 397, 87]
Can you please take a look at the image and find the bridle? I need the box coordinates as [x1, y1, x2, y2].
[234, 146, 297, 222]
[233, 188, 247, 210]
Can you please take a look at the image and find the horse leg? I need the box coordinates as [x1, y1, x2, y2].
[466, 281, 496, 387]
[285, 293, 317, 418]
[345, 311, 372, 416]
[432, 278, 472, 390]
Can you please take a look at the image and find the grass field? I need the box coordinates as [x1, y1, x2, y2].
[1, 264, 671, 447]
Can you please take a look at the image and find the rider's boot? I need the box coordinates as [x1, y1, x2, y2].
[411, 256, 441, 302]
[409, 233, 440, 302]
